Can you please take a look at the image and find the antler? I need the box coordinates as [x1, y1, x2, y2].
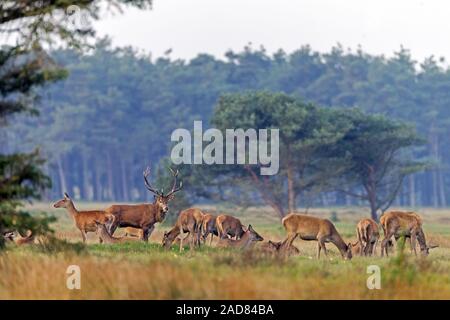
[165, 167, 183, 197]
[143, 167, 162, 196]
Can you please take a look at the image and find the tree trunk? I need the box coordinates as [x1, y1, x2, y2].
[94, 160, 102, 201]
[409, 174, 415, 207]
[287, 162, 296, 213]
[56, 156, 67, 195]
[82, 153, 90, 201]
[121, 158, 129, 202]
[106, 152, 114, 200]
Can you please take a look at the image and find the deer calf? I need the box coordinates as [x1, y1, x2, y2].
[216, 225, 264, 249]
[216, 214, 245, 239]
[281, 213, 352, 260]
[355, 218, 380, 256]
[54, 193, 115, 243]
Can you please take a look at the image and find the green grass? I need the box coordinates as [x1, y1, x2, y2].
[1, 203, 449, 299]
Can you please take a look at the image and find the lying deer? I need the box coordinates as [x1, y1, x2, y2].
[95, 221, 141, 244]
[106, 167, 182, 241]
[162, 208, 205, 251]
[53, 192, 115, 243]
[355, 218, 380, 256]
[216, 224, 264, 249]
[281, 213, 352, 260]
[380, 211, 438, 257]
[260, 240, 300, 256]
[3, 230, 35, 245]
[201, 213, 218, 245]
[124, 227, 143, 238]
[216, 214, 245, 239]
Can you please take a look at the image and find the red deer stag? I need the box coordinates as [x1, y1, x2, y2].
[355, 218, 380, 256]
[162, 208, 205, 251]
[53, 193, 115, 243]
[281, 213, 352, 260]
[106, 167, 182, 241]
[380, 211, 437, 257]
[216, 214, 245, 240]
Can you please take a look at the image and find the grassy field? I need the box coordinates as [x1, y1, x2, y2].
[0, 203, 449, 299]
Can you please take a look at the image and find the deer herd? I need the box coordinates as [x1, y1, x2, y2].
[3, 167, 439, 259]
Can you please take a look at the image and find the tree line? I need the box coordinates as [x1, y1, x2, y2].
[4, 40, 449, 212]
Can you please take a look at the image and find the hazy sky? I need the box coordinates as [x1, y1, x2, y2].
[95, 0, 449, 62]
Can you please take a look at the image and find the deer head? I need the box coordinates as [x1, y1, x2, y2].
[143, 166, 183, 220]
[53, 192, 73, 208]
[247, 225, 264, 242]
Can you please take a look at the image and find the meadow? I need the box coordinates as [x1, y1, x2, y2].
[0, 203, 449, 299]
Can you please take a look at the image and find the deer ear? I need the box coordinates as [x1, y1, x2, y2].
[347, 242, 352, 249]
[64, 192, 70, 199]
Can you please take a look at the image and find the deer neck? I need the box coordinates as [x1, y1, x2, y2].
[65, 201, 79, 217]
[331, 233, 349, 256]
[236, 231, 252, 248]
[416, 228, 428, 252]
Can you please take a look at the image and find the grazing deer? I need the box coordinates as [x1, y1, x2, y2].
[216, 225, 264, 249]
[3, 230, 34, 245]
[95, 221, 141, 244]
[380, 211, 438, 257]
[106, 167, 182, 241]
[355, 218, 380, 256]
[53, 192, 115, 243]
[380, 211, 420, 253]
[162, 208, 205, 251]
[260, 240, 300, 256]
[216, 214, 245, 239]
[201, 213, 218, 245]
[281, 213, 352, 260]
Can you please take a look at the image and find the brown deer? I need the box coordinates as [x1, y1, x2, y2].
[216, 214, 245, 239]
[216, 224, 264, 249]
[355, 218, 380, 256]
[380, 211, 438, 257]
[162, 208, 205, 251]
[95, 221, 141, 244]
[281, 213, 352, 260]
[260, 240, 300, 256]
[106, 167, 182, 241]
[201, 213, 218, 245]
[53, 192, 115, 243]
[3, 230, 35, 245]
[380, 211, 420, 253]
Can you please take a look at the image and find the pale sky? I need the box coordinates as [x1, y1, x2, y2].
[95, 0, 449, 62]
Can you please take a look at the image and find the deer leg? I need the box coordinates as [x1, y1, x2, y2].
[381, 232, 394, 257]
[209, 233, 214, 246]
[318, 238, 327, 259]
[80, 230, 87, 243]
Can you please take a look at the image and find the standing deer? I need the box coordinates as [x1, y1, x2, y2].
[216, 214, 245, 239]
[162, 208, 205, 251]
[355, 218, 380, 256]
[380, 211, 420, 253]
[281, 213, 352, 260]
[53, 192, 115, 243]
[216, 225, 264, 249]
[201, 213, 218, 245]
[106, 167, 182, 241]
[380, 211, 437, 257]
